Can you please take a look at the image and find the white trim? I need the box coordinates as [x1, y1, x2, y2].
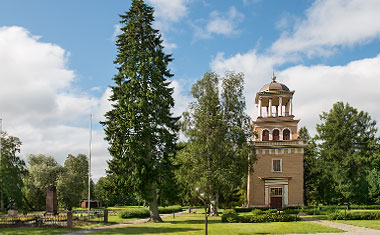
[284, 185, 289, 205]
[272, 128, 281, 141]
[264, 187, 269, 205]
[271, 158, 282, 172]
[262, 128, 270, 141]
[282, 128, 292, 140]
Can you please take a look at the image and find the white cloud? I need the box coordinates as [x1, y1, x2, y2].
[280, 54, 380, 134]
[211, 50, 380, 136]
[271, 0, 380, 57]
[194, 6, 244, 39]
[112, 24, 121, 41]
[0, 26, 111, 181]
[169, 80, 192, 117]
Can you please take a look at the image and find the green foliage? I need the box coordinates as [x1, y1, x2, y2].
[57, 154, 89, 210]
[0, 131, 26, 210]
[367, 168, 380, 204]
[119, 206, 183, 218]
[102, 0, 179, 221]
[176, 72, 255, 213]
[23, 154, 64, 211]
[251, 209, 264, 215]
[313, 102, 379, 204]
[222, 210, 298, 223]
[328, 211, 380, 220]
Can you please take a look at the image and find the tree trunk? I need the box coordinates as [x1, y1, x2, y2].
[210, 192, 219, 216]
[22, 193, 35, 211]
[35, 189, 41, 211]
[148, 186, 162, 222]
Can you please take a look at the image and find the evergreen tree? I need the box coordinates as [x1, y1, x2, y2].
[102, 0, 178, 222]
[298, 127, 319, 205]
[177, 72, 254, 215]
[315, 102, 378, 204]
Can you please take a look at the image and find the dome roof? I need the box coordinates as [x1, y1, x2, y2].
[259, 73, 290, 92]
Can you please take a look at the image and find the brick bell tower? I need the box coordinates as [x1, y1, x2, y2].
[247, 73, 305, 209]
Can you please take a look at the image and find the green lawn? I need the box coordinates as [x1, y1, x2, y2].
[93, 213, 344, 235]
[0, 227, 79, 235]
[337, 220, 380, 230]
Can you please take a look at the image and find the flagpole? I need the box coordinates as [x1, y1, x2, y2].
[0, 119, 3, 212]
[88, 115, 92, 219]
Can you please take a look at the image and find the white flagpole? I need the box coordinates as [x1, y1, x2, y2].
[0, 118, 3, 211]
[88, 115, 92, 219]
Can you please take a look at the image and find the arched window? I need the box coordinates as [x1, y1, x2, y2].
[273, 129, 280, 140]
[283, 129, 290, 140]
[262, 130, 269, 141]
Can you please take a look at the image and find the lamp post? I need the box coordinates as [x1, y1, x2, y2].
[196, 187, 208, 235]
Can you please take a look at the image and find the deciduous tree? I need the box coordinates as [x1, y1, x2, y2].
[177, 72, 254, 215]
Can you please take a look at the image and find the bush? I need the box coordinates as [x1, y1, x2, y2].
[328, 211, 380, 220]
[251, 209, 264, 215]
[222, 210, 298, 223]
[119, 208, 149, 218]
[233, 208, 253, 213]
[158, 205, 183, 214]
[119, 206, 183, 219]
[223, 209, 237, 215]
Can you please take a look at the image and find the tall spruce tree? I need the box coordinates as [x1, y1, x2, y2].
[315, 102, 378, 204]
[102, 0, 178, 222]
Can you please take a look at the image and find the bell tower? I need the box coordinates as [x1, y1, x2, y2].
[247, 73, 305, 209]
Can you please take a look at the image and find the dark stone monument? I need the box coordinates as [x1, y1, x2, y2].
[46, 184, 58, 215]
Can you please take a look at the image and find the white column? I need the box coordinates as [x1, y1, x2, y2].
[279, 96, 283, 116]
[265, 186, 269, 206]
[284, 185, 289, 205]
[258, 98, 262, 117]
[289, 97, 293, 116]
[268, 98, 272, 117]
[285, 99, 289, 116]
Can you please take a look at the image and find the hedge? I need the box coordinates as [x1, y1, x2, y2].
[328, 211, 380, 220]
[222, 209, 298, 223]
[119, 206, 183, 219]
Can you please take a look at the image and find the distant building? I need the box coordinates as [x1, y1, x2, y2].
[80, 199, 100, 208]
[247, 74, 305, 209]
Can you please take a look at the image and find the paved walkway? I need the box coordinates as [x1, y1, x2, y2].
[59, 212, 184, 235]
[282, 216, 380, 235]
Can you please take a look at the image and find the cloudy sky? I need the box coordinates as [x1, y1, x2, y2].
[1, 0, 380, 181]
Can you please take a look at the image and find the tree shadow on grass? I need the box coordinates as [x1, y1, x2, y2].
[96, 226, 201, 234]
[168, 219, 221, 225]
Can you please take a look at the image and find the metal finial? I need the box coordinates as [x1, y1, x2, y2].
[272, 71, 276, 82]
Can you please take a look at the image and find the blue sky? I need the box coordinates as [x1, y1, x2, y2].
[1, 0, 380, 180]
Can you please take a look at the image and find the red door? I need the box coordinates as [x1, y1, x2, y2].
[270, 197, 282, 209]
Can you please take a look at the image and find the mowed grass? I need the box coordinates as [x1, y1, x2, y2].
[0, 227, 79, 235]
[93, 213, 344, 235]
[337, 220, 380, 230]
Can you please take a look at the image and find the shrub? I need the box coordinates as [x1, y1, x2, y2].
[223, 209, 237, 215]
[119, 208, 149, 218]
[328, 211, 380, 220]
[222, 210, 298, 223]
[233, 208, 253, 213]
[251, 209, 264, 215]
[158, 205, 183, 214]
[119, 206, 183, 219]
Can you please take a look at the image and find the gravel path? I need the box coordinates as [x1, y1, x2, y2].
[281, 216, 380, 235]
